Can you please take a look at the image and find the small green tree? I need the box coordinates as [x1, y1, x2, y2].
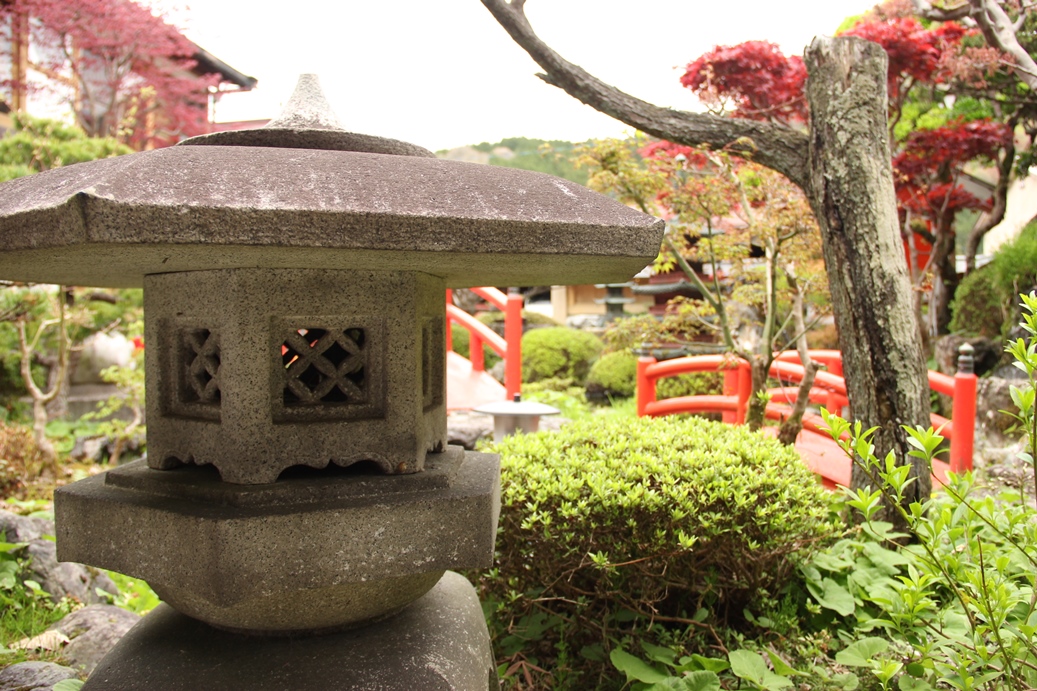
[577, 136, 829, 441]
[0, 115, 131, 462]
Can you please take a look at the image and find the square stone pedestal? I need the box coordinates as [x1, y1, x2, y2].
[82, 572, 495, 691]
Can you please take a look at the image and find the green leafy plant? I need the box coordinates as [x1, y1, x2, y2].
[521, 326, 603, 384]
[812, 292, 1037, 691]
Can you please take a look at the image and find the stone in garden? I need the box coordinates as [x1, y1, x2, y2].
[0, 661, 78, 691]
[48, 605, 140, 675]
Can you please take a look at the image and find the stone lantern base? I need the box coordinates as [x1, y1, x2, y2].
[82, 572, 495, 691]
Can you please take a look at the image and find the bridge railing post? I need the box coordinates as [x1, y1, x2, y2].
[637, 354, 656, 417]
[949, 343, 977, 474]
[504, 289, 523, 400]
[735, 360, 751, 424]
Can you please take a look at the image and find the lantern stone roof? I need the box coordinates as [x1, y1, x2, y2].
[0, 75, 663, 289]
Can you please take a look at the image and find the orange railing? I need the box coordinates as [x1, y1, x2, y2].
[637, 348, 977, 473]
[445, 287, 524, 399]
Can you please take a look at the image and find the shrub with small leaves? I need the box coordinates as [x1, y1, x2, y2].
[586, 350, 638, 398]
[521, 326, 603, 384]
[480, 415, 835, 687]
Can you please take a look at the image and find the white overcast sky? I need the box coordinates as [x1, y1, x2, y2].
[175, 1, 874, 151]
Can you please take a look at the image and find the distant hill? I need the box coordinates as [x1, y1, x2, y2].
[438, 137, 588, 186]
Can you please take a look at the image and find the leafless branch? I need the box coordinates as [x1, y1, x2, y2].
[480, 0, 810, 189]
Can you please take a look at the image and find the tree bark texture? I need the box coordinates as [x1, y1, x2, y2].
[482, 0, 932, 498]
[804, 37, 932, 503]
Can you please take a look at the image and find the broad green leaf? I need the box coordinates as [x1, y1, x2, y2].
[52, 682, 84, 691]
[815, 578, 856, 616]
[682, 671, 722, 691]
[641, 640, 678, 666]
[766, 650, 803, 676]
[836, 637, 889, 667]
[611, 648, 668, 684]
[898, 676, 932, 691]
[688, 655, 729, 673]
[833, 672, 860, 690]
[729, 650, 793, 690]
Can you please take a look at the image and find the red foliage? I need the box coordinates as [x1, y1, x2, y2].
[639, 140, 710, 167]
[0, 0, 221, 145]
[681, 41, 807, 122]
[894, 119, 1009, 217]
[841, 17, 966, 96]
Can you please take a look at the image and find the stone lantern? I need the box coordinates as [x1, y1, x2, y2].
[0, 76, 662, 689]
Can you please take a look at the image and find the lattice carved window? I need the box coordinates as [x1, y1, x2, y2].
[274, 320, 384, 422]
[169, 327, 221, 421]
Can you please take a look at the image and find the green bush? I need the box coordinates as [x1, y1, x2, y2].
[477, 309, 558, 329]
[950, 264, 1004, 338]
[480, 416, 835, 687]
[585, 350, 638, 398]
[992, 223, 1037, 297]
[521, 327, 603, 384]
[656, 370, 723, 399]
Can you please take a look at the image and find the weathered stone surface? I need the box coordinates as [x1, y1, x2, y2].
[975, 376, 1021, 441]
[933, 334, 1000, 377]
[0, 147, 662, 289]
[56, 449, 500, 632]
[144, 268, 446, 483]
[49, 605, 140, 675]
[0, 661, 78, 690]
[83, 572, 494, 691]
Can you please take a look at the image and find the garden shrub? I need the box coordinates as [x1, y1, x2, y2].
[585, 350, 638, 398]
[950, 263, 1005, 338]
[481, 415, 835, 688]
[521, 327, 603, 384]
[0, 422, 45, 497]
[992, 220, 1037, 297]
[656, 370, 723, 399]
[477, 309, 558, 331]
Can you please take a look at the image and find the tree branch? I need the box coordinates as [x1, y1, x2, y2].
[965, 116, 1017, 271]
[480, 0, 811, 190]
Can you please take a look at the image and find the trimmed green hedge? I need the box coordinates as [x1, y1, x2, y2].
[479, 415, 835, 687]
[522, 327, 603, 384]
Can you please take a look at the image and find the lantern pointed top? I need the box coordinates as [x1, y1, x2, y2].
[178, 73, 435, 157]
[265, 74, 343, 131]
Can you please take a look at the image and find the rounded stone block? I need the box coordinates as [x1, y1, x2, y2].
[55, 448, 499, 633]
[83, 572, 495, 691]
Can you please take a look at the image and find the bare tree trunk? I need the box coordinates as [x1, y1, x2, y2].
[928, 229, 958, 337]
[804, 37, 932, 510]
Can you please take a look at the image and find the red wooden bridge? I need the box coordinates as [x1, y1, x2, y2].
[445, 289, 978, 490]
[636, 350, 977, 489]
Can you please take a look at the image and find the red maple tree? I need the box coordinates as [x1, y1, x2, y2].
[679, 14, 1009, 335]
[0, 0, 221, 147]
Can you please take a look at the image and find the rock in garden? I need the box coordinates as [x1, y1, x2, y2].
[446, 412, 493, 450]
[975, 376, 1022, 441]
[0, 661, 79, 690]
[933, 334, 1000, 376]
[0, 510, 117, 605]
[26, 539, 117, 605]
[0, 509, 53, 542]
[49, 605, 141, 675]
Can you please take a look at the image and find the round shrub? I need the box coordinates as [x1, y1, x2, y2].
[479, 416, 834, 683]
[950, 264, 1004, 338]
[521, 327, 603, 384]
[585, 350, 637, 398]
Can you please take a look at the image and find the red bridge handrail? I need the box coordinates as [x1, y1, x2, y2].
[637, 350, 977, 474]
[446, 289, 523, 400]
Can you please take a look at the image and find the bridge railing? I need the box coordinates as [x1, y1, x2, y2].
[445, 288, 523, 399]
[636, 347, 977, 473]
